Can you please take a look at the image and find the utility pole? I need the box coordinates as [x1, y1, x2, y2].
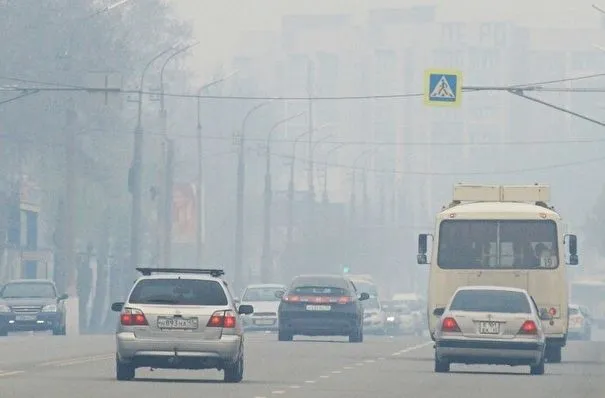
[261, 113, 304, 283]
[322, 143, 346, 203]
[306, 59, 315, 214]
[130, 46, 176, 272]
[234, 101, 273, 293]
[286, 131, 309, 245]
[362, 169, 368, 225]
[64, 101, 77, 299]
[163, 140, 175, 267]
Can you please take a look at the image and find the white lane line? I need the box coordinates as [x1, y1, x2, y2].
[51, 354, 114, 367]
[377, 357, 385, 361]
[343, 366, 353, 369]
[398, 341, 433, 354]
[355, 362, 364, 366]
[290, 385, 300, 389]
[365, 359, 375, 363]
[391, 352, 400, 356]
[319, 375, 329, 379]
[38, 354, 112, 367]
[304, 380, 315, 384]
[271, 391, 285, 395]
[0, 371, 25, 377]
[331, 370, 342, 374]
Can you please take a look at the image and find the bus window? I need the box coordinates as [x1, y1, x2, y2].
[437, 220, 558, 269]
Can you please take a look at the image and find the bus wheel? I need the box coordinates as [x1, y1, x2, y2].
[546, 346, 562, 363]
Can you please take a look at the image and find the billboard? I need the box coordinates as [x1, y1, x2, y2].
[172, 183, 197, 244]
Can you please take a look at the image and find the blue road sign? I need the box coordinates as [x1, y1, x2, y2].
[424, 69, 463, 107]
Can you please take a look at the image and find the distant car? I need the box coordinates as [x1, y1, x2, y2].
[111, 268, 254, 382]
[383, 301, 417, 335]
[238, 283, 286, 331]
[433, 285, 550, 375]
[0, 279, 68, 336]
[361, 296, 387, 334]
[277, 274, 369, 343]
[568, 304, 592, 341]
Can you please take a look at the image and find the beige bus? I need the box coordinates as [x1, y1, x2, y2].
[417, 184, 578, 363]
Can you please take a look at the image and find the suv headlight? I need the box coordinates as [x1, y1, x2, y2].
[0, 304, 10, 313]
[42, 304, 58, 312]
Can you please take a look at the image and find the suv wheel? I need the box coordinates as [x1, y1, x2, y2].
[278, 330, 293, 341]
[52, 325, 66, 336]
[349, 326, 363, 343]
[224, 356, 244, 383]
[116, 358, 135, 381]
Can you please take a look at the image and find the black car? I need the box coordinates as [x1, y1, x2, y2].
[277, 274, 369, 343]
[0, 279, 68, 336]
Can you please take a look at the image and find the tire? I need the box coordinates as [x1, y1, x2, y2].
[530, 356, 545, 375]
[224, 356, 244, 383]
[116, 358, 135, 381]
[349, 326, 363, 343]
[52, 325, 66, 336]
[278, 330, 293, 342]
[434, 356, 450, 373]
[545, 346, 562, 363]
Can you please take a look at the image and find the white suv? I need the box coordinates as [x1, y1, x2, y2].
[111, 268, 254, 382]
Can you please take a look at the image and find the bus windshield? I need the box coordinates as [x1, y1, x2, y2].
[437, 220, 558, 269]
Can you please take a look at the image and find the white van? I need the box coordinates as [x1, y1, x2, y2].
[417, 184, 578, 363]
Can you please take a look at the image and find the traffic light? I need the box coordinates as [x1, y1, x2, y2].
[341, 265, 350, 274]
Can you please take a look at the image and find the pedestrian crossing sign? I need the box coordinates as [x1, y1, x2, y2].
[424, 69, 463, 107]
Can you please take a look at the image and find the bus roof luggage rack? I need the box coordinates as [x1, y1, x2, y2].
[452, 184, 551, 205]
[136, 267, 225, 277]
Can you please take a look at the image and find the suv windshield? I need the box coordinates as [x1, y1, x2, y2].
[129, 279, 228, 306]
[1, 282, 56, 298]
[243, 287, 284, 302]
[449, 289, 531, 314]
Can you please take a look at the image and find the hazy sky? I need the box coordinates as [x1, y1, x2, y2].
[169, 0, 605, 84]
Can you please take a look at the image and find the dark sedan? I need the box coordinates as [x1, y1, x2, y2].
[277, 274, 369, 343]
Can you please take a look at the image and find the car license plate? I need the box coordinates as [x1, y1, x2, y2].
[15, 315, 36, 321]
[479, 321, 500, 334]
[157, 317, 198, 330]
[306, 305, 331, 311]
[254, 319, 275, 325]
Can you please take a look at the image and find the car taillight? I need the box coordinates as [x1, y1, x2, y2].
[337, 296, 351, 304]
[282, 295, 300, 303]
[519, 320, 538, 335]
[207, 310, 237, 328]
[549, 307, 557, 316]
[120, 308, 148, 326]
[441, 317, 460, 332]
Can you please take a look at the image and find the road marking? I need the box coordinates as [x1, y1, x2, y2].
[289, 385, 300, 389]
[391, 352, 400, 356]
[331, 370, 341, 374]
[365, 359, 375, 363]
[0, 371, 25, 377]
[304, 380, 315, 384]
[377, 357, 385, 361]
[38, 354, 113, 367]
[271, 391, 285, 395]
[355, 362, 364, 366]
[343, 366, 353, 369]
[398, 341, 433, 353]
[319, 375, 329, 378]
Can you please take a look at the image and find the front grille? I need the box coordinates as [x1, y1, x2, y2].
[254, 312, 276, 317]
[11, 306, 42, 314]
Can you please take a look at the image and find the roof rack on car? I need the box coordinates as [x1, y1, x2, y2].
[135, 268, 225, 278]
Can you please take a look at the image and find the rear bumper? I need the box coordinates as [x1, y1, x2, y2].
[242, 316, 278, 331]
[279, 312, 359, 336]
[436, 338, 545, 366]
[116, 332, 242, 368]
[0, 312, 62, 331]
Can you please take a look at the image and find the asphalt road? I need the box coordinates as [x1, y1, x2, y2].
[0, 330, 603, 398]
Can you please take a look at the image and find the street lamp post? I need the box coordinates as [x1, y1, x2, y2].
[234, 100, 274, 293]
[130, 45, 178, 272]
[157, 42, 199, 267]
[286, 131, 309, 245]
[350, 149, 373, 224]
[322, 143, 346, 203]
[261, 113, 305, 283]
[195, 71, 239, 267]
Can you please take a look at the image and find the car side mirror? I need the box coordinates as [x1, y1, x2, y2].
[275, 290, 285, 299]
[111, 302, 124, 312]
[565, 234, 579, 265]
[433, 307, 445, 317]
[359, 292, 370, 301]
[58, 293, 68, 301]
[417, 234, 430, 264]
[238, 304, 254, 315]
[539, 309, 552, 321]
